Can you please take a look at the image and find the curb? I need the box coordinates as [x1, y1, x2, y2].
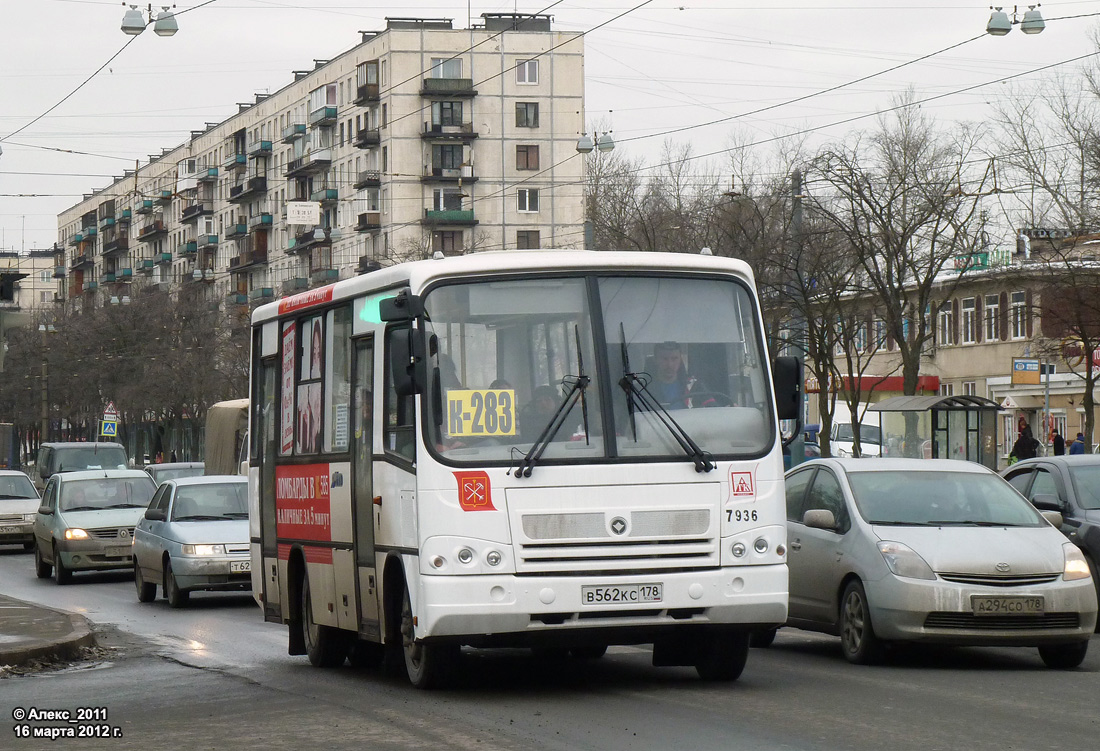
[0, 613, 97, 668]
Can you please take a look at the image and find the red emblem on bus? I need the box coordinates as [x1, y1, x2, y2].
[454, 471, 495, 512]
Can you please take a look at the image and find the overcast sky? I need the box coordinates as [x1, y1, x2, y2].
[3, 0, 1100, 253]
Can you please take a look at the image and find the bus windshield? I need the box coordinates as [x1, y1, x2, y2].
[422, 273, 774, 465]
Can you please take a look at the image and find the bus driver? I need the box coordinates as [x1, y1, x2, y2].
[650, 341, 713, 409]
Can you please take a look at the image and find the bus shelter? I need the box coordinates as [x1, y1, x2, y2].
[868, 395, 1002, 470]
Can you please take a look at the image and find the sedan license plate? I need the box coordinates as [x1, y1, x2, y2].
[972, 595, 1044, 615]
[105, 546, 130, 558]
[0, 526, 22, 534]
[581, 583, 662, 606]
[229, 560, 250, 573]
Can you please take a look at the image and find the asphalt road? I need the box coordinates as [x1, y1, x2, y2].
[2, 548, 1098, 751]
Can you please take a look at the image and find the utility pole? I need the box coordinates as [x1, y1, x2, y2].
[788, 169, 806, 466]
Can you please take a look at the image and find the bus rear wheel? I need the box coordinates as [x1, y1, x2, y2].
[301, 572, 348, 668]
[400, 584, 457, 689]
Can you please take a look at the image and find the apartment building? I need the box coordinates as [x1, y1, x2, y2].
[810, 229, 1100, 460]
[53, 14, 584, 311]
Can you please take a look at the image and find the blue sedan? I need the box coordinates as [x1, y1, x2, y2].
[132, 476, 250, 607]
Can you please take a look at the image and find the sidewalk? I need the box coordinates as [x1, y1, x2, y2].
[0, 593, 96, 667]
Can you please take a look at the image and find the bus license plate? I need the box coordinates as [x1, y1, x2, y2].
[229, 560, 251, 573]
[971, 595, 1044, 615]
[581, 583, 662, 605]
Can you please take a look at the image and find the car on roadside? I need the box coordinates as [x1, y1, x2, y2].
[0, 470, 42, 551]
[133, 476, 250, 607]
[32, 469, 157, 584]
[1002, 455, 1100, 629]
[144, 461, 205, 486]
[768, 458, 1096, 668]
[33, 441, 129, 492]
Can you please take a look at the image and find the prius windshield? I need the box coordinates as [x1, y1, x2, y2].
[422, 274, 774, 465]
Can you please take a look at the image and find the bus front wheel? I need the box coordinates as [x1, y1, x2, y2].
[400, 584, 458, 689]
[695, 629, 750, 681]
[301, 572, 348, 668]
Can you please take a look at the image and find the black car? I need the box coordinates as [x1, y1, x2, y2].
[1002, 455, 1100, 629]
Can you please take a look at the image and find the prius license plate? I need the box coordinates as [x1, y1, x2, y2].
[581, 583, 662, 605]
[971, 595, 1044, 615]
[229, 560, 251, 573]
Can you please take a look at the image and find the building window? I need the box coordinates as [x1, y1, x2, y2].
[517, 188, 539, 213]
[430, 57, 462, 79]
[432, 231, 460, 254]
[516, 59, 539, 84]
[431, 101, 463, 127]
[517, 230, 540, 249]
[961, 297, 976, 344]
[962, 381, 977, 396]
[984, 294, 1000, 340]
[937, 302, 954, 346]
[873, 318, 887, 351]
[1011, 291, 1027, 339]
[432, 144, 463, 171]
[516, 102, 539, 127]
[433, 189, 463, 211]
[516, 145, 540, 170]
[939, 383, 954, 396]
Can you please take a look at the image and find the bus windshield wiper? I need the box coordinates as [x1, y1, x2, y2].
[514, 326, 590, 478]
[618, 333, 714, 473]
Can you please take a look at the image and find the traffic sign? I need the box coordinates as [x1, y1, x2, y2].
[100, 419, 118, 438]
[103, 401, 119, 421]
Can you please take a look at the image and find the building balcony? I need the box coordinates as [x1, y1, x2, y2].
[421, 121, 478, 140]
[310, 268, 338, 285]
[181, 201, 213, 223]
[282, 277, 309, 295]
[197, 234, 218, 249]
[248, 213, 273, 231]
[421, 166, 477, 184]
[83, 280, 98, 293]
[225, 222, 248, 240]
[353, 128, 380, 148]
[138, 259, 155, 273]
[53, 265, 66, 279]
[197, 167, 219, 183]
[155, 252, 173, 265]
[228, 248, 269, 272]
[137, 220, 167, 241]
[422, 209, 477, 226]
[310, 188, 338, 205]
[102, 237, 130, 256]
[309, 105, 338, 127]
[69, 232, 85, 247]
[353, 170, 381, 189]
[356, 256, 382, 274]
[419, 78, 477, 98]
[118, 208, 132, 224]
[288, 226, 332, 253]
[281, 122, 306, 142]
[227, 292, 249, 306]
[155, 189, 173, 205]
[228, 176, 268, 203]
[178, 240, 197, 257]
[353, 82, 379, 104]
[99, 215, 116, 230]
[100, 271, 116, 284]
[223, 153, 247, 171]
[247, 140, 273, 158]
[120, 268, 133, 281]
[248, 287, 275, 301]
[134, 199, 154, 215]
[355, 211, 381, 232]
[284, 149, 332, 178]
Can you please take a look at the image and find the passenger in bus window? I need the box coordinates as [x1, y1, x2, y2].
[308, 319, 323, 380]
[649, 341, 714, 409]
[520, 385, 560, 441]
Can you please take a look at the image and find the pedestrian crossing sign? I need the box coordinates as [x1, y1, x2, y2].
[100, 419, 118, 438]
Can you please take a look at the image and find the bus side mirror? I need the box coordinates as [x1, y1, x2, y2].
[773, 356, 802, 421]
[389, 327, 426, 397]
[380, 289, 424, 321]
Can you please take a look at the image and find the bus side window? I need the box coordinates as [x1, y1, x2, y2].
[384, 325, 416, 463]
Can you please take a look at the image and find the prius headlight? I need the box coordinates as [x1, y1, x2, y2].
[1062, 543, 1092, 581]
[182, 544, 225, 556]
[877, 541, 935, 580]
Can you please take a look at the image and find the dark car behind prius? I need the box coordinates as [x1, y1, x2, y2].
[1002, 454, 1100, 628]
[34, 441, 129, 491]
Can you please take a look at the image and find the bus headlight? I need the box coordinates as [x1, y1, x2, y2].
[731, 542, 746, 558]
[486, 550, 502, 566]
[430, 555, 446, 569]
[753, 537, 769, 554]
[457, 548, 474, 564]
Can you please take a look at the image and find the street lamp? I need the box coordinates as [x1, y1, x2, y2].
[577, 131, 616, 249]
[121, 4, 179, 37]
[37, 324, 56, 443]
[987, 5, 1045, 36]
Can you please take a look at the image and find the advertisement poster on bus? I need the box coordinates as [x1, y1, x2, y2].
[281, 322, 296, 455]
[275, 463, 332, 541]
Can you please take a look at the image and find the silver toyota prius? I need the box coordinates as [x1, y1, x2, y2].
[776, 458, 1097, 668]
